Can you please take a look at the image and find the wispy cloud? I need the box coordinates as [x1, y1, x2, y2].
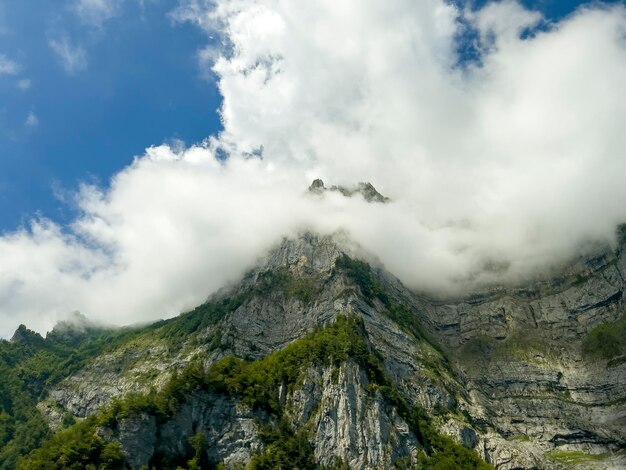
[49, 35, 87, 74]
[17, 78, 31, 90]
[72, 0, 124, 27]
[24, 111, 38, 128]
[0, 53, 19, 75]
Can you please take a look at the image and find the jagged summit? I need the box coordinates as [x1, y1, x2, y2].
[48, 312, 104, 336]
[309, 178, 325, 192]
[10, 324, 45, 345]
[308, 178, 390, 203]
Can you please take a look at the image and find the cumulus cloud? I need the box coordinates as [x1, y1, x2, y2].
[49, 35, 88, 74]
[469, 0, 543, 47]
[2, 0, 626, 336]
[0, 53, 19, 75]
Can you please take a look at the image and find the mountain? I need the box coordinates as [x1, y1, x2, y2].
[0, 185, 625, 469]
[308, 179, 391, 203]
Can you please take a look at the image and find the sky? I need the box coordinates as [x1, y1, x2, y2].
[1, 0, 626, 336]
[0, 0, 222, 230]
[0, 0, 612, 231]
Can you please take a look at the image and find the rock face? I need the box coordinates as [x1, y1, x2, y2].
[420, 248, 626, 468]
[39, 232, 626, 469]
[46, 340, 187, 418]
[288, 362, 421, 469]
[97, 394, 260, 469]
[96, 360, 424, 470]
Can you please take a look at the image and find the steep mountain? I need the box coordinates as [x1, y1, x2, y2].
[1, 185, 625, 469]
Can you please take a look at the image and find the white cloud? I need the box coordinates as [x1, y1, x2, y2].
[25, 111, 38, 128]
[17, 78, 31, 90]
[0, 53, 19, 75]
[72, 0, 124, 27]
[49, 35, 88, 74]
[3, 1, 626, 336]
[469, 0, 543, 48]
[73, 0, 159, 27]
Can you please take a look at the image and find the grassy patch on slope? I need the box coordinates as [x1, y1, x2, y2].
[334, 254, 388, 305]
[547, 450, 609, 465]
[582, 312, 626, 365]
[253, 268, 322, 304]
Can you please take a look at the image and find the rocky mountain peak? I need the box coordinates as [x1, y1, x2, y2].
[308, 178, 325, 192]
[49, 311, 102, 335]
[308, 178, 390, 203]
[45, 312, 107, 346]
[10, 323, 45, 346]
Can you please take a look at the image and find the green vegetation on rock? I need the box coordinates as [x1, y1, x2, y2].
[206, 315, 376, 412]
[335, 254, 388, 305]
[335, 255, 452, 380]
[249, 424, 316, 470]
[0, 323, 147, 468]
[1, 265, 330, 468]
[18, 315, 492, 469]
[583, 311, 626, 365]
[154, 268, 321, 350]
[547, 450, 608, 465]
[15, 418, 125, 470]
[459, 331, 551, 366]
[154, 295, 245, 344]
[253, 268, 322, 303]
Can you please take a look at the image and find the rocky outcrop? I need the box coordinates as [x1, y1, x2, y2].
[47, 341, 187, 417]
[287, 361, 421, 469]
[97, 393, 260, 469]
[414, 246, 626, 469]
[10, 324, 45, 345]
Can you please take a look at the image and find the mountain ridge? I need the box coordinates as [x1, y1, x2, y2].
[1, 227, 625, 469]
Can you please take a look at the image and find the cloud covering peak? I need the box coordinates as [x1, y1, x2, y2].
[2, 0, 626, 336]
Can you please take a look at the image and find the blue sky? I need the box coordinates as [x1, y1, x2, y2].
[0, 0, 222, 230]
[471, 0, 615, 19]
[0, 0, 621, 232]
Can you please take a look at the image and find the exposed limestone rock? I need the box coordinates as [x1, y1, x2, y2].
[97, 394, 260, 469]
[48, 342, 186, 417]
[287, 361, 421, 469]
[97, 413, 157, 469]
[156, 394, 259, 467]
